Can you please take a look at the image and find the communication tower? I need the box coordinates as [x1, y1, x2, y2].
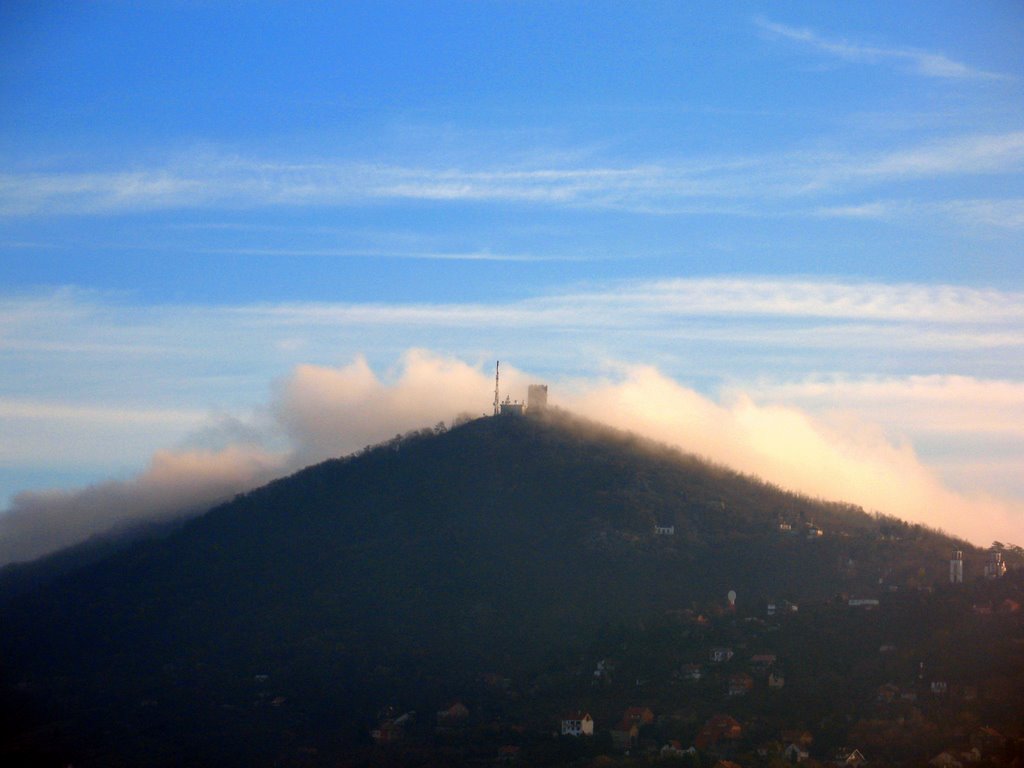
[493, 361, 500, 416]
[949, 549, 964, 584]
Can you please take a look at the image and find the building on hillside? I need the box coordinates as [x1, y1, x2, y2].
[372, 712, 414, 744]
[929, 752, 963, 768]
[611, 720, 640, 751]
[876, 683, 900, 703]
[728, 673, 754, 697]
[436, 701, 469, 724]
[654, 523, 675, 535]
[984, 550, 1007, 578]
[662, 741, 695, 757]
[848, 598, 880, 608]
[750, 654, 777, 674]
[499, 395, 524, 416]
[679, 663, 702, 681]
[768, 670, 786, 689]
[950, 549, 964, 583]
[710, 646, 734, 663]
[834, 747, 868, 766]
[785, 742, 810, 763]
[560, 711, 594, 736]
[695, 714, 742, 751]
[497, 745, 520, 762]
[781, 730, 814, 749]
[622, 706, 655, 725]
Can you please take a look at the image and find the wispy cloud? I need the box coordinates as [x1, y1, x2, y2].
[191, 246, 571, 262]
[0, 399, 204, 425]
[2, 131, 1023, 217]
[815, 197, 1024, 229]
[755, 18, 1008, 81]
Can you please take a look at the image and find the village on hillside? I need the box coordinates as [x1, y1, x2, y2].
[360, 561, 1023, 768]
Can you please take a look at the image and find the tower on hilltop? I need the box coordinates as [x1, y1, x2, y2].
[527, 384, 548, 411]
[950, 549, 964, 584]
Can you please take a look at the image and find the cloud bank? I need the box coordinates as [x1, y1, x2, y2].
[2, 350, 1020, 565]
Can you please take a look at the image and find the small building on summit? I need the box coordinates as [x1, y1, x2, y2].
[499, 396, 525, 416]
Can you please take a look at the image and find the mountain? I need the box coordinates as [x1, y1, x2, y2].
[2, 410, 1020, 767]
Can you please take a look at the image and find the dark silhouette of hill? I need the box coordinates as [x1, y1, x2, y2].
[0, 410, 1002, 766]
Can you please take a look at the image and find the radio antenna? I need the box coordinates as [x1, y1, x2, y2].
[493, 360, 500, 416]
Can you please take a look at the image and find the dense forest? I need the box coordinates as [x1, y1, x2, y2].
[1, 410, 1021, 767]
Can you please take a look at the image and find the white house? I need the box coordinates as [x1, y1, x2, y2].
[561, 712, 594, 736]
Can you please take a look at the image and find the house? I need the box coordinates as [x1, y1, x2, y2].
[372, 712, 414, 744]
[622, 706, 655, 725]
[785, 742, 810, 763]
[970, 726, 1006, 754]
[750, 653, 777, 674]
[876, 683, 900, 703]
[654, 523, 675, 535]
[436, 701, 469, 723]
[781, 731, 814, 749]
[497, 745, 520, 762]
[710, 646, 734, 663]
[835, 747, 867, 766]
[593, 658, 614, 684]
[930, 681, 948, 695]
[680, 663, 702, 681]
[728, 673, 754, 697]
[999, 598, 1020, 613]
[479, 672, 511, 690]
[961, 747, 983, 763]
[929, 752, 962, 768]
[848, 598, 880, 608]
[560, 711, 594, 736]
[768, 671, 785, 689]
[695, 714, 743, 751]
[662, 740, 695, 757]
[611, 720, 640, 751]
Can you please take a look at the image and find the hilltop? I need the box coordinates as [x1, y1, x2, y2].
[2, 410, 1020, 766]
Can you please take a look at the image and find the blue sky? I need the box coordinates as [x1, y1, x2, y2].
[2, 2, 1023, 561]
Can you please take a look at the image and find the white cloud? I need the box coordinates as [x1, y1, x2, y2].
[1, 351, 1022, 565]
[561, 366, 1024, 546]
[0, 445, 286, 565]
[756, 18, 1007, 81]
[2, 274, 1022, 563]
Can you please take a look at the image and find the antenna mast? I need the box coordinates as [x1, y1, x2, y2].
[493, 360, 500, 416]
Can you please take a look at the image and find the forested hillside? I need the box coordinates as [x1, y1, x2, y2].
[2, 410, 1019, 767]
